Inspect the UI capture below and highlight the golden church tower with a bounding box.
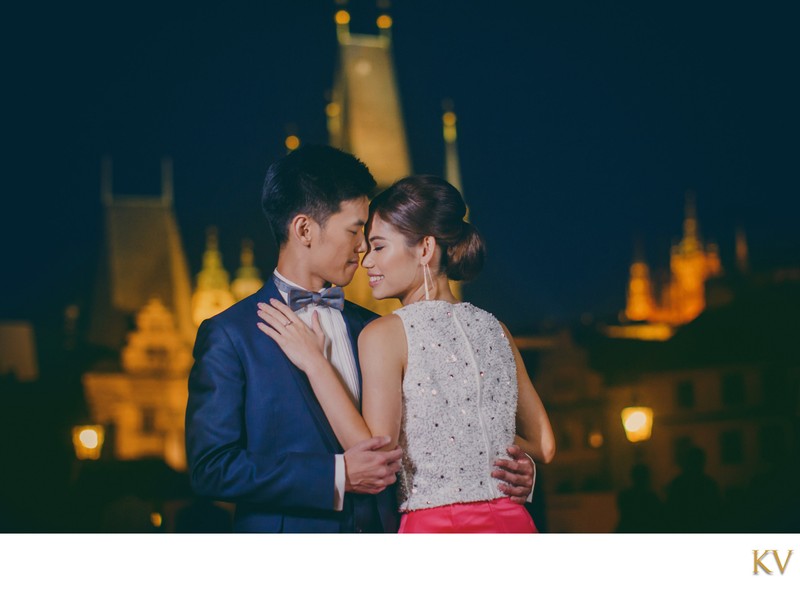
[326,3,468,312]
[617,191,724,335]
[191,226,236,326]
[665,192,721,324]
[327,2,410,315]
[231,238,264,301]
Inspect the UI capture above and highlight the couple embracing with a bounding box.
[186,145,555,533]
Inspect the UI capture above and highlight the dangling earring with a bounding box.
[423,262,433,301]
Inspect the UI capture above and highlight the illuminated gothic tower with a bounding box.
[327,3,410,315]
[665,192,721,323]
[327,3,411,188]
[89,157,195,349]
[327,3,467,312]
[85,157,195,470]
[622,192,722,329]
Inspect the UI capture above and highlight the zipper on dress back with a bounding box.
[450,306,495,500]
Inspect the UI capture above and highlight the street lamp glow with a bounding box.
[621,407,653,443]
[79,429,99,449]
[72,425,105,460]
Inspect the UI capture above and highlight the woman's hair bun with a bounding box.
[369,175,487,282]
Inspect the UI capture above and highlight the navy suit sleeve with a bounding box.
[186,318,335,511]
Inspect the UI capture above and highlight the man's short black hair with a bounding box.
[261,145,376,246]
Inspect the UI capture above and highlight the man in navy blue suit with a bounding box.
[186,145,533,532]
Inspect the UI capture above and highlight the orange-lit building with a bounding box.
[623,193,722,328]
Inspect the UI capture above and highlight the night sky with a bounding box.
[4,0,799,335]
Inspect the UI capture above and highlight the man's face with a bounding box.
[309,196,369,287]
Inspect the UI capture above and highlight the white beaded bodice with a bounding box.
[393,300,518,512]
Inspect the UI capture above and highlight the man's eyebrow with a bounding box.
[350,219,367,227]
[368,235,386,243]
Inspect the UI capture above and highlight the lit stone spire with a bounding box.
[191,226,235,326]
[331,0,408,315]
[329,0,411,189]
[625,240,655,321]
[231,238,264,301]
[442,99,463,194]
[679,190,701,254]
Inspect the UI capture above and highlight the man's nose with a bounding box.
[356,234,367,254]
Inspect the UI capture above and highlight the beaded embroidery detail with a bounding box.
[393,300,518,511]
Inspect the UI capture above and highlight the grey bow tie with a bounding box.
[272,274,345,312]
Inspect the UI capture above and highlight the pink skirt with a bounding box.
[398,497,538,534]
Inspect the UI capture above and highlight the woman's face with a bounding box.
[362,213,423,301]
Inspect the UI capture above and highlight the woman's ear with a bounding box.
[420,235,437,265]
[290,214,313,247]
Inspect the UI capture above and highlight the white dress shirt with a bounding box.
[273,269,357,511]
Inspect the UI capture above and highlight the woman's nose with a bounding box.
[362,251,373,268]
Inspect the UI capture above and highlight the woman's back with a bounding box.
[393,300,518,511]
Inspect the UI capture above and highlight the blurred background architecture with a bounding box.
[1,1,798,533]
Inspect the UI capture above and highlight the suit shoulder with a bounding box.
[202,287,271,327]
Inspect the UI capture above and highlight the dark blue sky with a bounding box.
[4,0,799,332]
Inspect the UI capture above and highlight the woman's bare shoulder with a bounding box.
[359,315,407,364]
[360,313,405,343]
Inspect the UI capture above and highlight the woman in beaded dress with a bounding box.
[257,175,555,533]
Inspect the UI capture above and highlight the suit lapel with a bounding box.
[260,279,342,454]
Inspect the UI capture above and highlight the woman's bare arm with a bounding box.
[359,315,406,452]
[501,323,556,464]
[304,315,404,451]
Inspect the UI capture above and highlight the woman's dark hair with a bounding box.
[369,175,486,281]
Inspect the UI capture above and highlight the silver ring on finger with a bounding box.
[283,320,293,327]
